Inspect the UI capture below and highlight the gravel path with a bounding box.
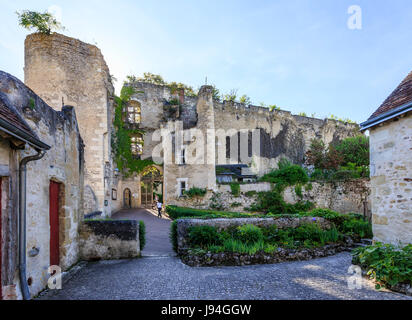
[39,254,410,300]
[37,209,410,300]
[112,208,174,256]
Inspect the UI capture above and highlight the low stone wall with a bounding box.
[176,217,333,253]
[79,220,140,260]
[181,243,354,267]
[284,179,370,215]
[169,179,370,216]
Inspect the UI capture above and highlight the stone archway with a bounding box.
[140,166,163,208]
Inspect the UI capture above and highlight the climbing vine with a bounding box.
[112,84,154,177]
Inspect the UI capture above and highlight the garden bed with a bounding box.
[180,241,355,267]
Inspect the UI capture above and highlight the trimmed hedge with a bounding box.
[139,221,146,251]
[166,205,256,220]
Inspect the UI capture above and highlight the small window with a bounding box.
[226,136,230,159]
[181,148,186,165]
[180,181,187,196]
[131,134,143,156]
[127,101,141,124]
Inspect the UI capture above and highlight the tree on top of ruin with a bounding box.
[16,10,65,35]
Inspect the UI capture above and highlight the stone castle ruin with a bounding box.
[23,32,359,216]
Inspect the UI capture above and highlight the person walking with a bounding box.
[156,200,163,218]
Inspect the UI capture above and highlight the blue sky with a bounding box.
[0,0,411,123]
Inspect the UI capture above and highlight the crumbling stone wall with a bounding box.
[283,179,370,215]
[213,101,359,175]
[128,81,359,207]
[0,71,84,299]
[24,33,114,216]
[170,180,370,216]
[369,115,412,245]
[79,220,140,260]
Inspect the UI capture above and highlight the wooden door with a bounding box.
[123,188,131,209]
[49,181,60,267]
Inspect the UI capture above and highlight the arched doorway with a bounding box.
[123,188,132,209]
[140,166,163,208]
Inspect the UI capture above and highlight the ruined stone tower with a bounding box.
[24,33,114,216]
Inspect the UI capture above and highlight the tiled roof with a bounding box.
[368,70,412,120]
[0,93,40,143]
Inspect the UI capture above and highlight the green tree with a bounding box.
[335,135,369,166]
[17,10,64,34]
[224,89,238,102]
[137,72,166,85]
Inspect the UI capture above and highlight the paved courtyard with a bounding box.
[38,209,411,300]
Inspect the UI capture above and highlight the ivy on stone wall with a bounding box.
[112,84,153,177]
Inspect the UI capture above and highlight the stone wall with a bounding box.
[283,179,370,215]
[369,114,412,245]
[79,220,140,260]
[169,180,370,216]
[176,217,333,253]
[24,33,115,217]
[125,81,359,209]
[0,71,84,299]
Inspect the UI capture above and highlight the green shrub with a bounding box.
[245,191,257,197]
[188,226,222,248]
[260,163,309,187]
[264,243,278,254]
[184,187,207,198]
[170,221,178,253]
[166,205,254,220]
[222,239,265,255]
[139,221,146,251]
[342,217,373,238]
[230,183,240,197]
[252,190,313,215]
[335,135,369,167]
[230,202,242,207]
[295,184,303,198]
[17,10,64,34]
[235,224,264,244]
[352,243,412,288]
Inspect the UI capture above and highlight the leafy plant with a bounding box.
[166,205,253,220]
[295,184,303,198]
[335,135,369,167]
[260,160,309,187]
[352,243,412,289]
[239,95,252,105]
[139,221,146,251]
[17,10,64,34]
[235,224,264,244]
[245,191,257,197]
[224,89,238,102]
[112,84,153,177]
[170,221,178,252]
[188,226,222,248]
[230,183,240,197]
[184,187,207,198]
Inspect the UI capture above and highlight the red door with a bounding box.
[49,181,60,267]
